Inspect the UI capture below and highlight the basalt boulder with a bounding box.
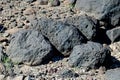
[7,29,55,66]
[30,18,86,56]
[64,15,99,40]
[68,41,111,69]
[75,0,120,27]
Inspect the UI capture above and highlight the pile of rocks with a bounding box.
[0,0,120,80]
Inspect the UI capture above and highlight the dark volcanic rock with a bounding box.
[75,0,120,26]
[105,68,120,80]
[0,46,5,62]
[0,25,4,32]
[106,27,120,43]
[30,18,86,56]
[59,69,79,78]
[64,15,99,40]
[68,41,111,69]
[7,29,55,66]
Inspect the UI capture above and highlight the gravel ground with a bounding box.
[0,0,120,80]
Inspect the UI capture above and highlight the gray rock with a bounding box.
[68,41,111,69]
[59,69,79,78]
[37,0,48,5]
[49,0,60,7]
[106,27,120,42]
[17,22,24,28]
[0,75,5,80]
[13,75,24,80]
[7,29,55,66]
[9,22,17,28]
[68,0,76,5]
[64,15,99,40]
[30,18,85,56]
[75,0,120,26]
[105,68,120,80]
[0,46,5,62]
[0,25,5,33]
[24,75,35,80]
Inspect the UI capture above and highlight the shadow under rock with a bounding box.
[42,48,64,65]
[109,56,120,69]
[41,36,65,64]
[0,24,7,33]
[93,27,111,45]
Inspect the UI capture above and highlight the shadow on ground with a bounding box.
[109,56,120,69]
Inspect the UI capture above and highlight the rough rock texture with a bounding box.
[75,0,120,26]
[1,0,120,79]
[105,68,120,80]
[106,27,120,42]
[68,41,111,69]
[30,18,86,56]
[7,29,55,66]
[49,0,60,7]
[38,0,48,5]
[64,14,99,40]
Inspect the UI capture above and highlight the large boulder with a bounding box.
[105,68,120,80]
[7,29,55,66]
[68,41,111,69]
[106,27,120,42]
[75,0,120,26]
[64,15,99,40]
[30,18,86,56]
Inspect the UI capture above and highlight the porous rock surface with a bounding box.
[75,0,120,26]
[30,17,86,56]
[68,41,111,69]
[7,29,55,66]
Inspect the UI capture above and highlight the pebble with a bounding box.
[0,37,8,42]
[8,21,17,28]
[3,33,9,37]
[0,63,6,74]
[0,0,120,80]
[17,22,24,28]
[23,8,36,15]
[2,42,7,46]
[13,75,24,80]
[0,75,5,80]
[98,66,106,75]
[48,0,60,7]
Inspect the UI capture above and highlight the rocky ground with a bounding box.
[0,0,120,80]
